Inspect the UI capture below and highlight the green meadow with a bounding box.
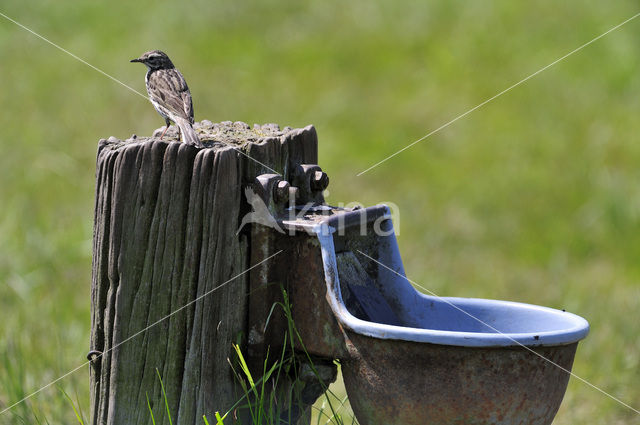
[1,0,639,423]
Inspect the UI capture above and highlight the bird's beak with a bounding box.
[130,58,142,63]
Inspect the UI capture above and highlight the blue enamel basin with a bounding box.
[304,205,589,425]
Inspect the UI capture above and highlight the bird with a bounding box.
[130,50,202,147]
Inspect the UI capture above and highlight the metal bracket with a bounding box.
[291,164,329,205]
[251,164,329,214]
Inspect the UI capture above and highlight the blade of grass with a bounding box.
[232,344,257,397]
[155,368,173,425]
[58,386,85,425]
[276,288,350,423]
[27,405,44,425]
[323,395,349,425]
[215,411,226,424]
[227,357,258,423]
[74,387,87,425]
[146,392,156,425]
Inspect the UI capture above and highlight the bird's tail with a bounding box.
[175,118,202,147]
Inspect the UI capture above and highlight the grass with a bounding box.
[222,290,355,425]
[0,0,639,423]
[142,290,355,425]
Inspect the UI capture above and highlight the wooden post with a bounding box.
[90,121,318,425]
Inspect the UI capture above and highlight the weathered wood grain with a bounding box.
[90,122,317,425]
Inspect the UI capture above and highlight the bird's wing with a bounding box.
[182,89,194,124]
[147,69,193,122]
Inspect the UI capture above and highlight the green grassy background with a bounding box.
[1,0,639,423]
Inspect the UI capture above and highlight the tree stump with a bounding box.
[90,121,318,425]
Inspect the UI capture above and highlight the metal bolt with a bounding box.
[273,180,291,203]
[310,171,329,191]
[87,350,103,362]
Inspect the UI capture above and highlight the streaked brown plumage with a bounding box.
[131,50,202,147]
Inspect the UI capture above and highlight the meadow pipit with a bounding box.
[131,50,202,147]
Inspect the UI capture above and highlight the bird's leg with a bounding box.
[159,118,171,140]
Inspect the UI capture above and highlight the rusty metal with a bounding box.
[254,173,281,205]
[310,170,329,191]
[291,164,327,204]
[247,179,341,425]
[286,234,350,360]
[278,356,338,424]
[86,350,103,362]
[252,174,300,222]
[274,180,291,203]
[342,333,577,425]
[247,172,321,374]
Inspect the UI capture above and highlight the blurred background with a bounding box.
[1,0,639,423]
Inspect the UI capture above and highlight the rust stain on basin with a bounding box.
[342,332,577,425]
